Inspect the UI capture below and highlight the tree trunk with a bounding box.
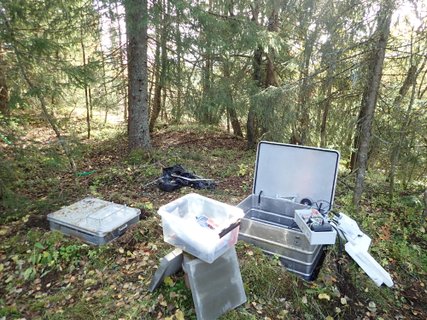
[265,9,279,88]
[101,55,109,124]
[388,64,418,198]
[89,87,93,119]
[149,0,168,132]
[353,1,393,209]
[349,103,366,171]
[291,0,317,145]
[221,5,242,138]
[115,0,128,122]
[0,44,8,116]
[228,107,242,137]
[80,28,91,139]
[161,86,168,121]
[197,0,215,124]
[172,6,183,123]
[319,40,336,148]
[84,86,91,139]
[247,44,263,149]
[99,46,109,124]
[222,62,243,137]
[93,4,110,125]
[125,0,151,150]
[424,189,427,217]
[320,93,331,147]
[402,131,417,188]
[150,19,162,132]
[297,38,317,143]
[246,4,262,149]
[201,49,212,123]
[259,8,280,138]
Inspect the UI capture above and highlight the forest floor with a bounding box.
[0,119,426,319]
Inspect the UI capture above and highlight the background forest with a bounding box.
[0,0,427,319]
[1,0,427,207]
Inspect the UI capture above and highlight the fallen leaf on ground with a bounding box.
[175,309,185,320]
[318,293,331,301]
[0,227,9,236]
[367,301,377,312]
[163,276,174,287]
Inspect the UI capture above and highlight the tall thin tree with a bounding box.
[246,3,263,149]
[149,0,168,132]
[0,44,8,116]
[124,0,151,150]
[353,0,394,209]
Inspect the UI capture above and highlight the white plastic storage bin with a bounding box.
[47,197,140,245]
[295,209,337,245]
[158,193,244,263]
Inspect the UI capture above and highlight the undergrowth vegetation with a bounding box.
[1,122,426,319]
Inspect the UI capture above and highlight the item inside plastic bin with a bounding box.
[196,215,219,230]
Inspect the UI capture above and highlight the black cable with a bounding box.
[312,199,331,215]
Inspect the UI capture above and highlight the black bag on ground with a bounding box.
[158,165,216,192]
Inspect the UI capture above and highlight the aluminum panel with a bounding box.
[254,141,340,206]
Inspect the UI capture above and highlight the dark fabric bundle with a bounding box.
[158,165,216,192]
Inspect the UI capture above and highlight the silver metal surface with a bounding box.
[238,195,324,277]
[183,247,246,320]
[47,198,140,245]
[279,248,326,280]
[149,248,183,292]
[237,142,340,279]
[254,141,340,206]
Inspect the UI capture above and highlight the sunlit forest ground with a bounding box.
[0,113,426,319]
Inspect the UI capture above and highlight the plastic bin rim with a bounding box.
[158,193,244,216]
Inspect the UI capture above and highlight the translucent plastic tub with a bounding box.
[158,193,244,263]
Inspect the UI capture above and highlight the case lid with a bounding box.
[253,141,340,208]
[47,197,140,235]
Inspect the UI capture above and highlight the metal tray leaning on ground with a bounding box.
[238,141,340,280]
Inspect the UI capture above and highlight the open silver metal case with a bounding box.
[238,141,340,280]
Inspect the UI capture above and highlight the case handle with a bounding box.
[258,190,263,205]
[118,224,128,235]
[219,220,241,238]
